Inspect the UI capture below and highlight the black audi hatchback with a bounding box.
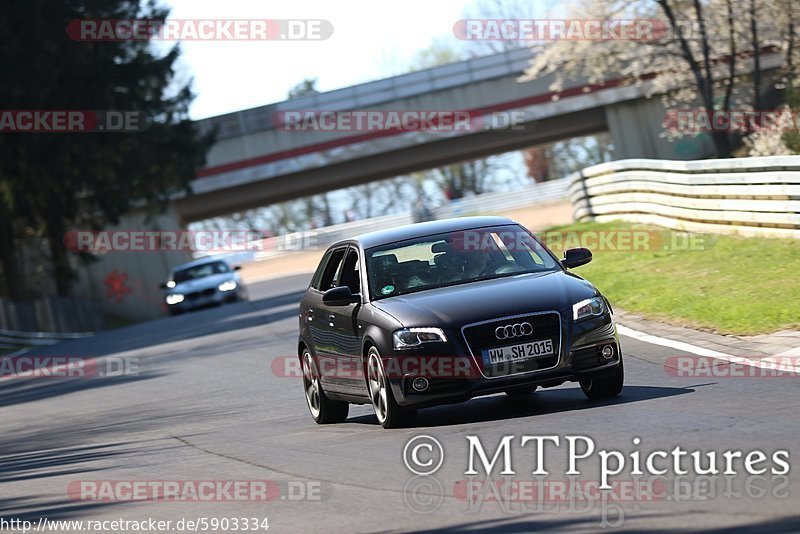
[298,216,623,428]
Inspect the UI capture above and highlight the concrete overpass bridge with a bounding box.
[179,47,781,223]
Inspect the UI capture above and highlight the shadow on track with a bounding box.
[403,512,666,533]
[348,385,693,428]
[406,511,800,533]
[0,496,124,523]
[0,364,161,407]
[0,369,162,409]
[0,405,238,519]
[7,288,306,361]
[0,443,127,483]
[0,443,139,521]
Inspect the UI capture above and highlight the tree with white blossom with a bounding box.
[522,0,799,157]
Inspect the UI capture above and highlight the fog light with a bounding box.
[411,377,430,392]
[602,345,615,360]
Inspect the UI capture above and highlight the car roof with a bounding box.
[337,216,518,249]
[171,256,230,272]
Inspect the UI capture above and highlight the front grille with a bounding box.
[186,288,216,300]
[571,345,617,370]
[462,312,561,378]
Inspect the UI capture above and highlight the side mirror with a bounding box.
[562,248,592,269]
[233,265,242,271]
[323,286,359,306]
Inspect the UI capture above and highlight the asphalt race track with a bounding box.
[2,273,799,533]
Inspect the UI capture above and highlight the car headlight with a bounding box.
[392,328,448,350]
[218,280,237,292]
[166,293,185,305]
[573,296,605,321]
[166,280,176,289]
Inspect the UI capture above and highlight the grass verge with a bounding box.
[544,220,800,335]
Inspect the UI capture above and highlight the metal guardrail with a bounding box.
[435,178,569,219]
[568,156,800,238]
[245,178,571,261]
[252,213,413,261]
[0,328,94,350]
[0,296,106,337]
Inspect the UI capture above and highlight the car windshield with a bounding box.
[366,224,560,300]
[173,261,230,283]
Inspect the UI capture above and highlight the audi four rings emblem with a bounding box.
[495,322,533,340]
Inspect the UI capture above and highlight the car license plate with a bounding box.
[482,339,554,365]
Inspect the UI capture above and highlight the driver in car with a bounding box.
[462,250,492,279]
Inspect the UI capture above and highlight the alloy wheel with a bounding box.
[367,349,388,424]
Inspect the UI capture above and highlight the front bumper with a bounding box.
[388,311,620,408]
[166,287,240,312]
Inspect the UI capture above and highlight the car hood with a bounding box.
[370,270,598,327]
[169,273,235,293]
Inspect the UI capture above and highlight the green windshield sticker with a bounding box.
[381,285,395,295]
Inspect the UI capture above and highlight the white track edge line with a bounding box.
[617,324,800,372]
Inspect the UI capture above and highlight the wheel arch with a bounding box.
[298,339,310,369]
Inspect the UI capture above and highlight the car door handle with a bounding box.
[329,314,336,327]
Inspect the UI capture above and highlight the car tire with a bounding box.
[366,347,417,429]
[504,386,537,397]
[302,348,349,424]
[580,357,624,400]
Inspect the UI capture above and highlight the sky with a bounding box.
[164,0,476,119]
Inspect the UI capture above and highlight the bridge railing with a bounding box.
[244,177,571,261]
[568,156,800,238]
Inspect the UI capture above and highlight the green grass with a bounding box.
[545,220,800,335]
